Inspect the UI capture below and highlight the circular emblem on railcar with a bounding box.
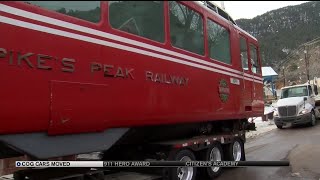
[218,79,230,103]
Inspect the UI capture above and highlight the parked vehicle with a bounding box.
[274,83,320,129]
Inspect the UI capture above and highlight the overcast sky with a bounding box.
[211,1,309,20]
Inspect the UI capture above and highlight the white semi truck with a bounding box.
[273,83,320,129]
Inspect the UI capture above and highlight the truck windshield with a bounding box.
[281,86,308,99]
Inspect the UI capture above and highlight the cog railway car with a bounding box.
[0,1,263,179]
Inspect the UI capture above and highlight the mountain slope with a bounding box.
[276,38,320,87]
[235,1,320,68]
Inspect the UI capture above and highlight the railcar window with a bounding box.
[250,44,261,74]
[240,37,248,70]
[169,1,204,55]
[109,1,164,43]
[207,19,231,64]
[23,1,100,23]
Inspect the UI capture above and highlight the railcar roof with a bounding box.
[194,1,257,41]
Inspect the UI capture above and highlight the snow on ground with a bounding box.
[264,106,275,115]
[246,117,277,139]
[245,104,277,139]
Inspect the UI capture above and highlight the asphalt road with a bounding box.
[216,122,320,180]
[107,122,320,180]
[101,122,320,180]
[3,122,317,180]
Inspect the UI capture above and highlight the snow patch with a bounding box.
[282,48,290,54]
[246,117,277,139]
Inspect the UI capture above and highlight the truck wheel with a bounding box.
[225,138,245,161]
[309,111,316,126]
[276,125,283,129]
[164,149,197,180]
[200,142,223,178]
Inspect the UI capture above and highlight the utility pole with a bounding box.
[304,45,310,84]
[283,66,285,86]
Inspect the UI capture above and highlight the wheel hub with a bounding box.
[210,147,222,172]
[233,141,242,161]
[177,156,193,180]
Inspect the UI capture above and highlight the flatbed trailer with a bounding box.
[1,129,251,180]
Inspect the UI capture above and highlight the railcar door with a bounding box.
[249,44,264,114]
[239,35,253,113]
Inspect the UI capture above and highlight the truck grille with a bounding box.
[278,106,297,117]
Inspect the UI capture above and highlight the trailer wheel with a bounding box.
[163,149,197,180]
[200,142,223,178]
[225,138,245,161]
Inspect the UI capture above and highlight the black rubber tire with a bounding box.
[276,125,283,129]
[309,111,316,126]
[225,138,245,161]
[199,142,224,179]
[163,149,197,180]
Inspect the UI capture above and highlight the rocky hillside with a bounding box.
[276,38,320,87]
[235,1,320,70]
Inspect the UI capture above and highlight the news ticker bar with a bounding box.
[16,161,290,168]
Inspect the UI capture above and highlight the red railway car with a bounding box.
[0,0,263,169]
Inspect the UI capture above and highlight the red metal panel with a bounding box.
[49,81,108,135]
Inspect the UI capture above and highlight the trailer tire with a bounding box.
[200,142,223,178]
[163,149,197,180]
[225,138,245,161]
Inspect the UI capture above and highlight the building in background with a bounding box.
[262,67,278,101]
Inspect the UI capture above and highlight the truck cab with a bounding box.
[274,84,319,129]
